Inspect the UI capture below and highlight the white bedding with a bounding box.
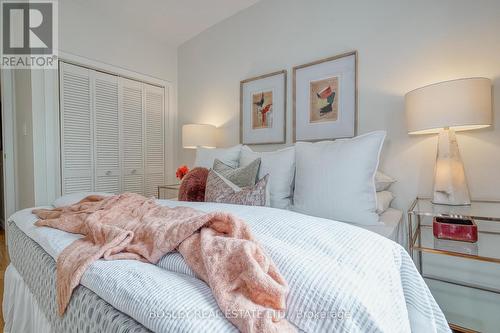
[8,199,449,333]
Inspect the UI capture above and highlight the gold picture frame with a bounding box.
[240,70,287,145]
[293,51,358,142]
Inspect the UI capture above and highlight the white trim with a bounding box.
[166,84,178,184]
[45,69,61,201]
[118,76,125,193]
[58,51,171,88]
[31,69,61,206]
[142,81,146,195]
[1,69,17,223]
[90,69,96,192]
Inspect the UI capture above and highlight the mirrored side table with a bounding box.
[157,184,181,200]
[408,197,500,333]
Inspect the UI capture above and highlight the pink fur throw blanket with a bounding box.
[33,193,295,333]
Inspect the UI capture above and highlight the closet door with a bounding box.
[93,71,121,193]
[120,78,145,195]
[144,84,165,197]
[60,63,94,194]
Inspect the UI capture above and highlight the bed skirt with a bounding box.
[3,264,52,333]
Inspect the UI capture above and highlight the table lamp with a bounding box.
[182,124,216,149]
[405,78,492,206]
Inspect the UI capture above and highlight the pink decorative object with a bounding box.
[433,217,478,243]
[178,167,209,202]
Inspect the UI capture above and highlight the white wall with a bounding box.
[59,0,177,82]
[178,0,500,212]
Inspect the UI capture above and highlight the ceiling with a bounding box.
[82,0,262,47]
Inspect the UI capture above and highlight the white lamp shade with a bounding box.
[405,78,492,135]
[182,124,216,148]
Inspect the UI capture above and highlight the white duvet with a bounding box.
[9,199,450,333]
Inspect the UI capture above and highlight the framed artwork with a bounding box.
[240,70,286,144]
[293,51,357,142]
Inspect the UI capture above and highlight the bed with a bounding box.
[4,198,449,333]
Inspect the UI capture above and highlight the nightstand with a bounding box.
[157,184,181,200]
[408,198,500,333]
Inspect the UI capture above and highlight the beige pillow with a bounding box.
[375,171,395,191]
[376,191,394,214]
[205,170,269,206]
[212,158,261,187]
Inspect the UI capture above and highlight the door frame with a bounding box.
[1,68,17,224]
[56,51,177,191]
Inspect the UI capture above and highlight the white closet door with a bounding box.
[144,84,165,198]
[60,63,94,194]
[94,71,120,193]
[120,78,145,195]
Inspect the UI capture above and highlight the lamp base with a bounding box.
[432,129,471,206]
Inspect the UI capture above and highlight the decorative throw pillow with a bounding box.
[178,167,209,202]
[376,191,394,214]
[375,171,396,192]
[194,145,242,169]
[212,158,261,187]
[239,146,295,209]
[293,131,386,225]
[205,170,269,206]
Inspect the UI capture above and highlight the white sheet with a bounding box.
[8,199,450,333]
[3,264,52,333]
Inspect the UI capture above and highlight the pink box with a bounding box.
[433,217,478,243]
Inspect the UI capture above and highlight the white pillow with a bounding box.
[239,146,295,209]
[376,191,394,214]
[375,171,395,191]
[293,131,386,225]
[194,145,242,169]
[53,192,113,208]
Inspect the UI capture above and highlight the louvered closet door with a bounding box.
[144,84,165,198]
[120,78,145,195]
[94,71,121,193]
[60,63,94,194]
